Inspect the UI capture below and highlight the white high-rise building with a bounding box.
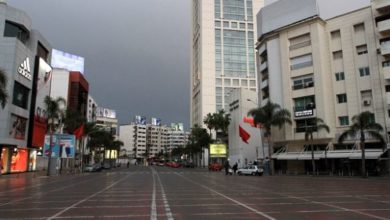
[190,0,264,127]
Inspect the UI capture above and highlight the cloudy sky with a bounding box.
[9,0,191,128]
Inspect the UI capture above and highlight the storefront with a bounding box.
[0,146,37,174]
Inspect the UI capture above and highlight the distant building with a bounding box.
[256,0,390,175]
[86,95,97,123]
[119,118,189,163]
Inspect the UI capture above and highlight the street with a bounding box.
[0,167,390,220]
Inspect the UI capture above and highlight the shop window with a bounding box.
[9,114,27,140]
[10,148,28,173]
[1,148,10,174]
[12,81,29,109]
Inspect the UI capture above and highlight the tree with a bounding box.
[44,96,66,176]
[63,109,85,134]
[186,124,212,163]
[304,117,329,175]
[203,110,230,142]
[0,69,8,109]
[338,111,384,177]
[248,101,292,174]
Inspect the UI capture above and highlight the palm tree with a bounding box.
[186,124,212,164]
[0,68,8,109]
[304,118,330,175]
[338,111,384,177]
[248,101,292,174]
[44,96,66,176]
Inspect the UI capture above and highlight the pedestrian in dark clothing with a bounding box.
[224,160,230,175]
[127,162,130,168]
[233,162,238,174]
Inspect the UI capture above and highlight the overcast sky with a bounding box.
[9,0,191,128]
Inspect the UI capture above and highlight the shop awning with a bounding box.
[273,149,386,160]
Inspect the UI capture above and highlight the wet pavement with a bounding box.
[0,166,389,219]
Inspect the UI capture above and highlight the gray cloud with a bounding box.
[9,0,191,129]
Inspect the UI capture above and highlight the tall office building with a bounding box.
[190,0,264,127]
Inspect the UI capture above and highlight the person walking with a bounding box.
[224,159,230,175]
[233,162,238,174]
[127,161,130,168]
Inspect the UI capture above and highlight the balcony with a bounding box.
[378,19,390,33]
[261,79,268,89]
[384,66,390,79]
[387,92,390,104]
[295,126,317,133]
[381,41,390,56]
[373,0,390,12]
[259,61,268,72]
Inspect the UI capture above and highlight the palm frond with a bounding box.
[366,130,385,143]
[317,124,330,133]
[364,123,383,132]
[338,129,356,143]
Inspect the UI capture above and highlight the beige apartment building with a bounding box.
[256,0,390,175]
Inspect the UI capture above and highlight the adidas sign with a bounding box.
[18,57,32,80]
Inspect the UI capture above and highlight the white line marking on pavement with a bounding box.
[155,168,174,220]
[175,173,276,220]
[47,174,131,220]
[0,175,101,207]
[151,169,157,220]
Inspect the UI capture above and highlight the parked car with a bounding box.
[209,163,223,171]
[237,165,263,176]
[183,161,195,168]
[166,161,181,168]
[84,164,102,172]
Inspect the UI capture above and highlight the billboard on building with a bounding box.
[210,144,227,158]
[135,115,146,125]
[9,115,27,140]
[43,134,76,158]
[51,49,85,74]
[171,123,184,131]
[32,57,52,147]
[96,107,116,119]
[151,118,161,126]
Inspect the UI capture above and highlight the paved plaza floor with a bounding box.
[0,166,389,219]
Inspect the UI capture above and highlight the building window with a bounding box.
[215,21,221,27]
[289,33,311,50]
[295,118,316,133]
[241,79,248,86]
[223,0,245,21]
[239,23,245,29]
[233,79,239,86]
[359,67,370,77]
[333,51,343,60]
[4,21,30,44]
[248,23,253,30]
[339,116,349,126]
[385,85,390,92]
[294,96,315,111]
[216,78,222,85]
[223,21,229,28]
[12,81,30,109]
[331,30,341,39]
[356,45,368,55]
[215,0,221,18]
[290,54,313,70]
[388,110,390,118]
[231,22,238,29]
[335,72,345,81]
[224,79,231,86]
[354,23,365,33]
[292,75,314,90]
[249,80,256,87]
[337,94,347,103]
[383,61,390,67]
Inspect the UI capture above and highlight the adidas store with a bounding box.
[0,2,52,174]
